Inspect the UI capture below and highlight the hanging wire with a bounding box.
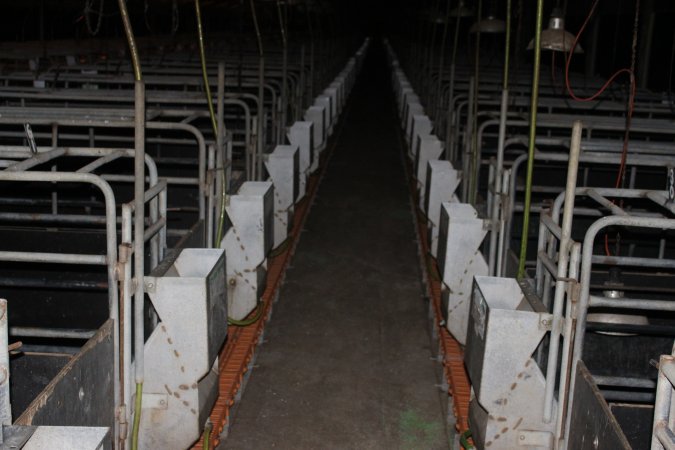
[563,6,640,182]
[144,0,153,32]
[563,0,641,257]
[249,0,264,58]
[171,0,180,35]
[145,0,180,36]
[276,0,288,47]
[516,0,544,279]
[84,0,104,36]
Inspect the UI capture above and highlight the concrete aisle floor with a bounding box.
[222,43,449,449]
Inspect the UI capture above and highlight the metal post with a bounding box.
[0,299,10,436]
[517,0,545,279]
[133,79,146,401]
[543,120,582,424]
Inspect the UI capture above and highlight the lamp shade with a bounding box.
[469,15,506,34]
[449,2,474,18]
[527,8,583,53]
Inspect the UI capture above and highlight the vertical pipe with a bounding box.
[0,299,9,433]
[51,124,58,215]
[306,7,315,101]
[299,45,306,117]
[652,355,674,450]
[117,1,142,447]
[426,0,442,109]
[206,145,215,248]
[132,80,146,450]
[496,169,510,276]
[517,0,545,279]
[468,0,482,205]
[489,0,512,276]
[250,0,265,180]
[445,6,462,161]
[435,0,452,132]
[489,88,509,275]
[543,120,582,424]
[216,62,226,246]
[277,0,288,142]
[462,77,475,202]
[637,0,655,89]
[257,58,265,180]
[120,209,132,450]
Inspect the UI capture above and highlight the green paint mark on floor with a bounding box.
[399,409,444,449]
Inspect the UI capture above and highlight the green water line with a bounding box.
[517,0,545,279]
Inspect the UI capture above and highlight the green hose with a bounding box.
[195,0,228,247]
[116,1,145,448]
[203,420,212,450]
[517,0,544,279]
[460,430,475,449]
[228,300,265,327]
[131,382,143,450]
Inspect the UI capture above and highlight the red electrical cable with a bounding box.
[564,0,640,256]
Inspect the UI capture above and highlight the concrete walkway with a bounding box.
[223,42,449,450]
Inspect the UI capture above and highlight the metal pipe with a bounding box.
[653,355,675,450]
[0,277,107,290]
[121,207,133,450]
[0,169,118,445]
[591,254,675,269]
[517,0,545,279]
[206,145,215,248]
[215,63,227,247]
[586,189,629,216]
[0,212,109,225]
[76,151,126,173]
[0,299,10,430]
[543,121,581,424]
[590,296,675,312]
[593,375,656,389]
[0,251,106,265]
[567,215,675,446]
[132,82,146,446]
[4,148,65,172]
[555,242,581,445]
[10,327,95,340]
[655,424,675,450]
[489,88,509,275]
[276,0,288,141]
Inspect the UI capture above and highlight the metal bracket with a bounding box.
[144,277,157,294]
